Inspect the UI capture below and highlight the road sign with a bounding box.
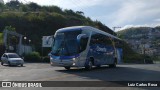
[42,36,53,47]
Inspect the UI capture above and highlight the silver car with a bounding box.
[1,53,24,66]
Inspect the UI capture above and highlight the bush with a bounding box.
[144,55,153,64]
[123,54,144,63]
[151,56,160,61]
[123,54,153,64]
[42,56,50,63]
[24,52,41,62]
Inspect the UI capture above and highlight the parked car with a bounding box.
[1,53,24,66]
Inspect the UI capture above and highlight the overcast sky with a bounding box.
[3,0,160,31]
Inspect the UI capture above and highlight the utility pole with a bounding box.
[24,36,27,55]
[112,27,121,36]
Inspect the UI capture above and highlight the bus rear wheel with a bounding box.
[85,61,93,70]
[1,61,3,65]
[109,59,117,68]
[64,67,70,70]
[96,65,101,68]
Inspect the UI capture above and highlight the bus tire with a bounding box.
[64,67,70,70]
[21,64,23,67]
[96,65,101,68]
[8,61,11,66]
[85,60,93,70]
[1,61,3,65]
[109,59,117,68]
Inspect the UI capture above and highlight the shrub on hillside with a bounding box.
[24,52,41,62]
[123,54,144,63]
[123,54,153,64]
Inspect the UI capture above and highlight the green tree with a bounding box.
[19,5,28,12]
[6,0,21,10]
[4,26,16,32]
[76,11,84,15]
[27,2,41,11]
[0,3,5,12]
[64,9,75,15]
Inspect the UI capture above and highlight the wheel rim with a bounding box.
[8,62,11,66]
[89,61,92,69]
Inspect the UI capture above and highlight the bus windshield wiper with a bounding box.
[53,41,64,56]
[64,40,70,56]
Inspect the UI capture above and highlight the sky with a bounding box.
[3,0,160,31]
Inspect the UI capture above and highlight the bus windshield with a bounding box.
[52,30,82,56]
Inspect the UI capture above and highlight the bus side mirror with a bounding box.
[77,34,88,52]
[52,36,55,45]
[48,52,52,56]
[77,34,87,44]
[49,35,55,46]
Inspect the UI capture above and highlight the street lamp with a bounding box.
[24,37,27,40]
[24,36,27,55]
[29,39,31,45]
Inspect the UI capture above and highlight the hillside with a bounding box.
[0,1,115,53]
[117,26,160,61]
[0,1,141,63]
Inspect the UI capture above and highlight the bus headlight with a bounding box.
[50,57,53,60]
[72,58,76,61]
[73,63,76,66]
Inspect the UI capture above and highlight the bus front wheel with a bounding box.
[1,61,3,65]
[64,67,70,70]
[85,61,93,70]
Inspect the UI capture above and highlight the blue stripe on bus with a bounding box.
[51,54,80,59]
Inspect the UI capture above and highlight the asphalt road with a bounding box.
[0,63,160,90]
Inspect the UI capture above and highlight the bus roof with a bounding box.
[57,26,86,32]
[56,26,121,40]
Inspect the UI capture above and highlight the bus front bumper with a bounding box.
[50,59,77,67]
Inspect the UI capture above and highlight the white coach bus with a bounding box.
[49,26,123,70]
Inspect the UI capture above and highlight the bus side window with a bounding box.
[113,38,123,48]
[104,36,112,46]
[90,39,97,45]
[90,33,98,45]
[90,33,112,46]
[91,34,101,45]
